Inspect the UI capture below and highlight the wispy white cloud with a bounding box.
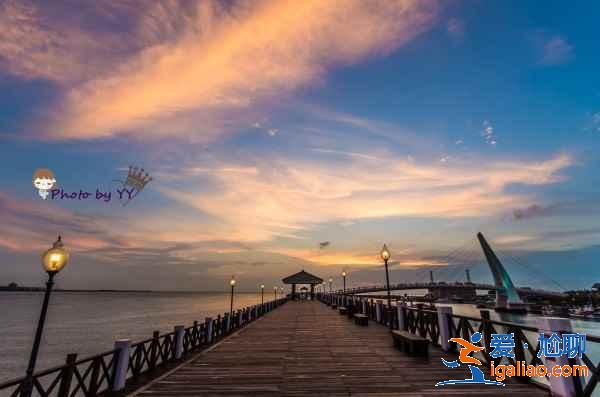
[536,34,573,66]
[310,148,383,161]
[482,120,497,145]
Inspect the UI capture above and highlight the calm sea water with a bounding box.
[0,291,265,383]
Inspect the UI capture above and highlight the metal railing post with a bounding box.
[205,317,213,344]
[437,306,453,351]
[174,325,184,360]
[111,340,130,392]
[224,313,231,333]
[537,317,578,397]
[397,302,407,331]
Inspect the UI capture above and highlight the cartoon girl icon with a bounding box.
[32,168,57,200]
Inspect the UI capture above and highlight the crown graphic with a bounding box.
[125,166,152,191]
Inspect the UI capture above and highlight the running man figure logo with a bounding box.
[435,332,505,387]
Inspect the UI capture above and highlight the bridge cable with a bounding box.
[493,248,566,291]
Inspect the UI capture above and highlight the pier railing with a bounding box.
[321,292,600,397]
[0,298,287,397]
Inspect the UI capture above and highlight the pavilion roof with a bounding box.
[282,270,323,285]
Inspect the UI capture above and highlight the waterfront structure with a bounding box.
[282,270,323,300]
[3,282,598,396]
[107,300,555,396]
[477,232,527,313]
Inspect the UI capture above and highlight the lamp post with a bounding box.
[229,277,236,318]
[342,271,347,293]
[328,278,333,293]
[260,284,264,305]
[380,244,392,327]
[280,287,284,298]
[274,286,278,300]
[21,236,69,397]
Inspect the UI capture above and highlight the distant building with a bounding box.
[8,282,18,290]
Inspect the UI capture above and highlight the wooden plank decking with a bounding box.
[131,300,549,396]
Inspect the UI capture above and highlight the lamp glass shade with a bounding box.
[328,278,333,283]
[380,244,391,261]
[230,278,236,286]
[42,247,69,273]
[260,284,264,289]
[342,271,346,277]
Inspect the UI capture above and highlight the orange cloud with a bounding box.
[271,248,381,266]
[159,153,573,243]
[28,0,439,139]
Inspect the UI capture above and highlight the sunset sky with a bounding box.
[1,0,599,291]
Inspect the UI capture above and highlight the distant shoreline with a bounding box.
[0,287,246,293]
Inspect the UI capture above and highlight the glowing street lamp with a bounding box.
[328,277,333,293]
[380,244,392,313]
[22,236,69,397]
[260,284,265,304]
[229,277,236,318]
[342,270,347,293]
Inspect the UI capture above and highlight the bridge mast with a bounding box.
[476,232,526,312]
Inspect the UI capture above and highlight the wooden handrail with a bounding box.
[0,298,288,397]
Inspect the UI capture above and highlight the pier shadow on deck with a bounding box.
[131,301,549,397]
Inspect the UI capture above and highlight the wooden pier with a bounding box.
[131,300,549,396]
